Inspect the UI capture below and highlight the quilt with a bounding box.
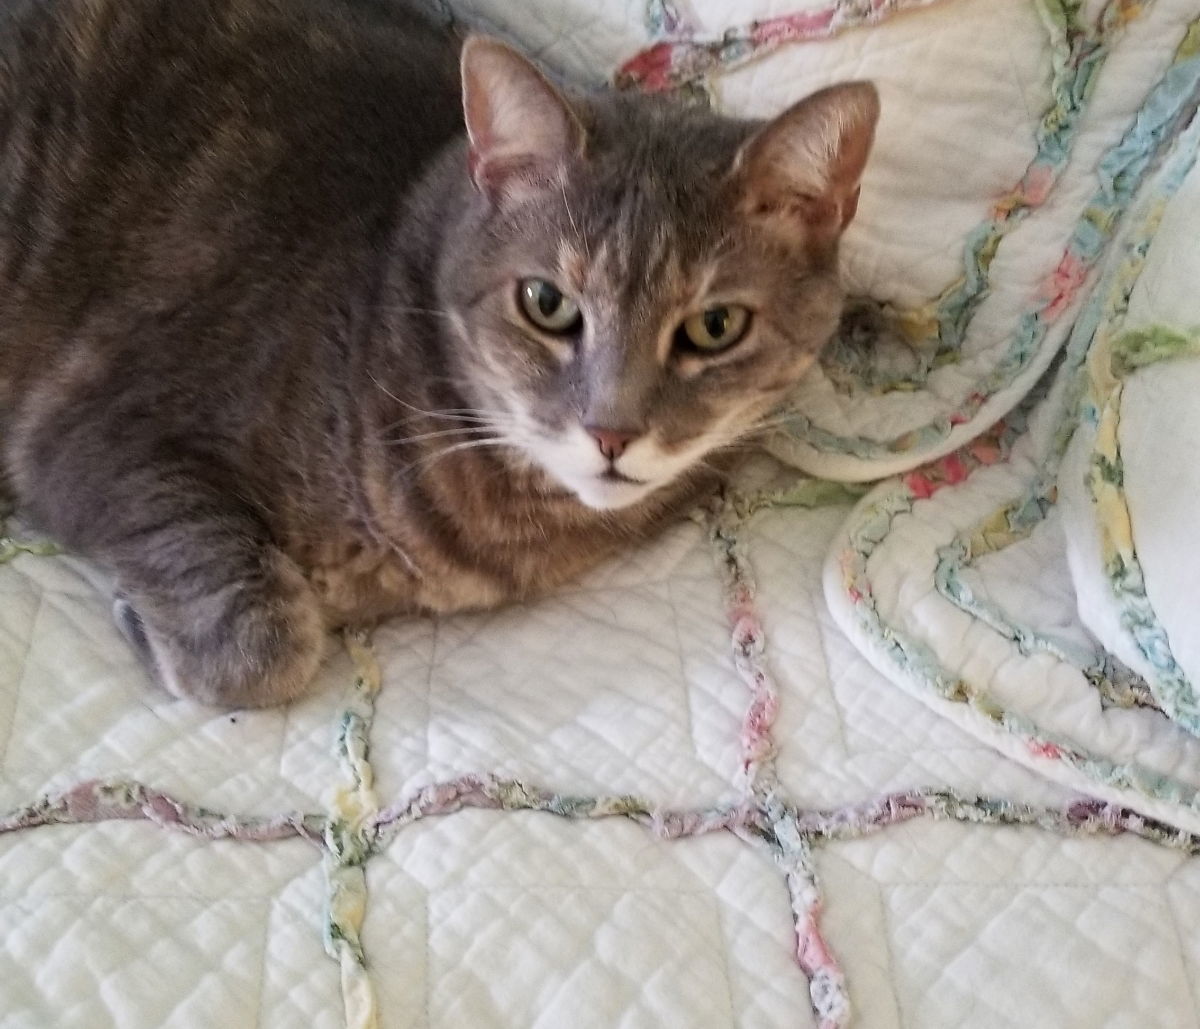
[7,482,1200,1029]
[5,1,1200,1028]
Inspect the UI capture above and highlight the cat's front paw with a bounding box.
[118,550,328,709]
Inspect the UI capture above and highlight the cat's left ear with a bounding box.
[735,81,880,248]
[460,36,586,202]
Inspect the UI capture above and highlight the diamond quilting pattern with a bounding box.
[716,0,1050,307]
[887,885,1191,1028]
[0,825,327,1029]
[818,822,1200,1029]
[429,887,737,1027]
[447,0,646,84]
[5,896,268,1027]
[365,812,816,1029]
[259,866,348,1029]
[1164,861,1200,1024]
[0,559,349,815]
[369,521,744,809]
[753,506,1074,808]
[5,474,1200,1028]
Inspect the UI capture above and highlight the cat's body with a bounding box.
[0,0,878,706]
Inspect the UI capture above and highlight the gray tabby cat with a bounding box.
[0,0,878,707]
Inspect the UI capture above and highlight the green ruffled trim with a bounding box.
[1083,325,1200,732]
[1109,324,1200,376]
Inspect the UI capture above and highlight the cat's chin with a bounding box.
[563,475,659,512]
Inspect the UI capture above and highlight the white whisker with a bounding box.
[376,410,521,436]
[366,370,518,430]
[380,426,494,448]
[559,172,589,262]
[741,412,800,434]
[398,436,510,478]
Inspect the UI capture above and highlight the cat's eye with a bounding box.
[517,278,582,334]
[678,305,752,354]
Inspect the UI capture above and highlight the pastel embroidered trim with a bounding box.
[6,493,1200,1029]
[784,10,1200,460]
[834,77,1200,819]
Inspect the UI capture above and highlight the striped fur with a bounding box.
[0,0,875,706]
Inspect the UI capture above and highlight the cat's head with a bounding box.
[439,37,878,510]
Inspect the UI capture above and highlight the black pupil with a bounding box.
[536,283,562,317]
[704,308,730,339]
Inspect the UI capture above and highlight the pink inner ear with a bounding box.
[470,154,556,201]
[739,81,879,241]
[460,36,584,201]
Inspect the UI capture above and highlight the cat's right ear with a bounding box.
[734,81,880,252]
[460,36,585,203]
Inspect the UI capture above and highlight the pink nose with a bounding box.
[586,426,638,461]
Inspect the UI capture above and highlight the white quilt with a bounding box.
[6,1,1200,1028]
[6,482,1200,1028]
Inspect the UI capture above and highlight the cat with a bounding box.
[0,0,878,708]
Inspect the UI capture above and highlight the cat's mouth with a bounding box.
[514,425,668,511]
[599,469,647,485]
[571,474,658,510]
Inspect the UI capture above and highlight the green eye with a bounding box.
[518,278,582,334]
[679,305,752,353]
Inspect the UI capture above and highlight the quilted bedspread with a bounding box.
[6,1,1200,1028]
[7,478,1200,1029]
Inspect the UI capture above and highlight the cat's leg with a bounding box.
[22,447,326,708]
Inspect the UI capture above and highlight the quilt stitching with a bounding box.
[934,327,1200,733]
[814,0,1143,396]
[1164,898,1200,1025]
[781,0,1196,462]
[832,35,1200,822]
[619,0,953,94]
[6,491,1200,1028]
[0,592,41,778]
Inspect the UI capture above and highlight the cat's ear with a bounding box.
[460,36,585,202]
[735,82,879,247]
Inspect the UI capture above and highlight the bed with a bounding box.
[5,1,1200,1026]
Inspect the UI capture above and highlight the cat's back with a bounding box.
[0,0,462,393]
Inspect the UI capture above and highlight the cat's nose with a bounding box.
[586,426,639,461]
